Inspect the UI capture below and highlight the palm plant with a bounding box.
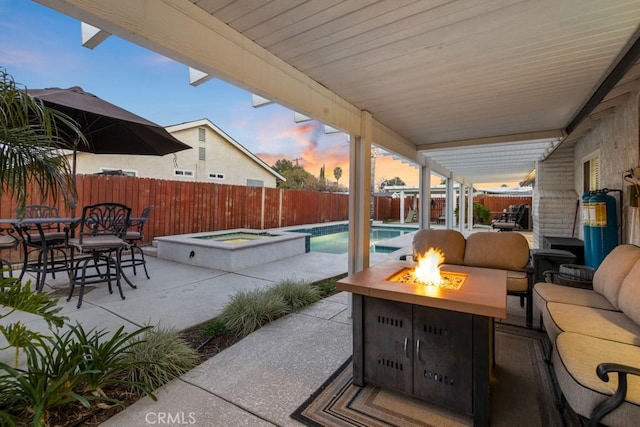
[0,68,84,212]
[0,280,67,367]
[0,68,81,370]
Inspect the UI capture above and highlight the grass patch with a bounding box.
[217,289,290,338]
[268,278,322,311]
[312,273,346,298]
[119,326,200,393]
[213,275,346,340]
[202,319,227,339]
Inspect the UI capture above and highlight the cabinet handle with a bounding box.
[404,337,409,357]
[416,339,422,361]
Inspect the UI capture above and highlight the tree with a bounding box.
[379,177,406,190]
[0,69,84,212]
[333,166,342,184]
[272,158,315,189]
[319,164,325,182]
[273,158,295,174]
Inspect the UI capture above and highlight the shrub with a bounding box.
[202,319,227,339]
[218,289,290,338]
[268,279,321,312]
[119,326,199,394]
[0,331,92,425]
[69,324,152,396]
[0,324,151,425]
[313,275,345,298]
[473,202,491,225]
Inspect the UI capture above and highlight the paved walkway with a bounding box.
[1,227,534,426]
[1,230,417,426]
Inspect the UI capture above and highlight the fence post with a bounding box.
[278,188,283,228]
[261,187,265,230]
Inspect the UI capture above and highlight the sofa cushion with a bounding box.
[546,302,640,345]
[533,283,617,311]
[507,271,528,292]
[533,283,616,343]
[412,229,466,265]
[592,244,640,309]
[553,332,640,425]
[463,232,529,271]
[617,257,640,326]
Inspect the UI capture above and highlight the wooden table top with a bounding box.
[337,260,507,318]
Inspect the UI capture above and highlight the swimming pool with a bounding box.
[291,224,417,254]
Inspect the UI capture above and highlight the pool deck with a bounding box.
[1,225,535,426]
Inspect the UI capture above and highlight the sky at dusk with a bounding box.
[0,0,421,188]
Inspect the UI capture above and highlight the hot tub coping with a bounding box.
[155,228,309,252]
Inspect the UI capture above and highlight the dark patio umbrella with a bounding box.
[28,86,191,213]
[28,86,191,161]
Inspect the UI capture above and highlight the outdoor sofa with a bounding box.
[533,244,640,426]
[410,229,533,326]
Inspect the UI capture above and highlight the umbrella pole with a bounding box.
[71,148,78,218]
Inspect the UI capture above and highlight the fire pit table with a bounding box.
[337,259,507,427]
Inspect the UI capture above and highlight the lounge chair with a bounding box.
[492,204,527,231]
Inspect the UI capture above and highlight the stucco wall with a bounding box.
[170,126,278,187]
[73,124,278,188]
[535,91,640,248]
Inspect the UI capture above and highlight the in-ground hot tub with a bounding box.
[155,229,309,272]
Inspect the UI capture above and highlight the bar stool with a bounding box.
[0,226,19,283]
[122,205,153,279]
[16,205,70,293]
[67,203,132,308]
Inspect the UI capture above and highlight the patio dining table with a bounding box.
[1,217,78,292]
[0,215,147,296]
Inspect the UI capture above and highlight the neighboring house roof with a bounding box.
[166,118,286,182]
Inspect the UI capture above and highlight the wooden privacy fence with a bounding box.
[373,195,532,223]
[0,175,349,250]
[1,175,532,262]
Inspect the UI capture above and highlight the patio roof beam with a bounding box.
[415,130,565,151]
[566,25,640,135]
[36,0,421,167]
[429,148,554,160]
[80,22,110,49]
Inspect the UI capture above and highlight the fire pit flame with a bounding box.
[388,247,467,290]
[414,248,445,287]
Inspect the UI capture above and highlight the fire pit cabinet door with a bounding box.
[363,297,413,393]
[412,306,473,414]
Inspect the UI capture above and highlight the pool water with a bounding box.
[194,232,271,242]
[310,226,415,254]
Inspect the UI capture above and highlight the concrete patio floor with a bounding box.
[1,227,535,426]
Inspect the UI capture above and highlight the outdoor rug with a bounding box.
[291,323,581,427]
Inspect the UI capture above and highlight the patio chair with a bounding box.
[67,203,132,308]
[16,205,71,292]
[491,204,526,231]
[121,205,153,278]
[0,226,19,282]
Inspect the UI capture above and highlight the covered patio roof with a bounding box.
[37,0,640,185]
[34,0,640,271]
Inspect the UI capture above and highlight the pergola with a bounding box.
[35,0,640,274]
